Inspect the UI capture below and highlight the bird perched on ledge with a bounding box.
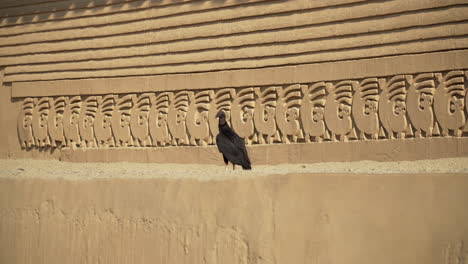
[215,110,252,170]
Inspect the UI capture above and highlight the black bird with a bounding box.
[215,110,252,170]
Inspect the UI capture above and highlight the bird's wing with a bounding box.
[216,133,246,167]
[232,135,251,169]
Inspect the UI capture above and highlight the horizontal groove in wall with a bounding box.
[5,22,468,75]
[0,0,363,39]
[0,1,463,56]
[9,49,468,98]
[2,6,465,66]
[0,0,191,20]
[0,0,65,9]
[0,0,289,33]
[4,37,468,82]
[0,0,266,28]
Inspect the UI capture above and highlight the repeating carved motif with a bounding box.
[208,88,234,144]
[379,75,408,139]
[167,91,189,146]
[406,73,436,137]
[130,93,152,147]
[254,86,279,144]
[301,82,328,142]
[112,94,133,147]
[17,98,34,148]
[31,97,50,147]
[63,96,81,148]
[465,71,468,133]
[16,70,468,150]
[276,84,304,143]
[94,95,115,147]
[434,71,466,137]
[231,88,256,144]
[79,96,98,148]
[352,78,379,140]
[48,97,65,147]
[149,92,171,147]
[186,90,210,146]
[325,81,355,141]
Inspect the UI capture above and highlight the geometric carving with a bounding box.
[301,82,328,142]
[62,96,82,148]
[254,86,279,144]
[466,71,468,133]
[17,98,35,148]
[130,93,152,147]
[276,84,304,143]
[434,71,466,137]
[16,69,468,150]
[94,95,115,147]
[79,96,98,148]
[167,91,189,146]
[352,78,379,140]
[149,92,171,147]
[111,94,134,147]
[231,88,256,144]
[31,97,50,147]
[324,81,355,141]
[378,75,408,139]
[48,97,66,147]
[186,90,210,146]
[406,73,436,137]
[208,88,234,144]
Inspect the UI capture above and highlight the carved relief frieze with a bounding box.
[16,70,468,150]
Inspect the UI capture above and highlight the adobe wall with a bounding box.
[1,0,467,163]
[1,1,467,264]
[0,159,467,264]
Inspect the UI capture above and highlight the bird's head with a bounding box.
[216,110,226,125]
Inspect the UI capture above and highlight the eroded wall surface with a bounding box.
[0,0,467,162]
[1,171,468,264]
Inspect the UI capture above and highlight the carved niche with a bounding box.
[378,75,409,139]
[434,71,466,137]
[301,82,329,142]
[149,92,171,147]
[352,78,380,140]
[324,81,355,141]
[406,73,436,137]
[254,86,279,144]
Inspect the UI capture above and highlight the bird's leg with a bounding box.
[232,164,236,171]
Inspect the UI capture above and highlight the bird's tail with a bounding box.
[241,159,252,170]
[242,164,252,170]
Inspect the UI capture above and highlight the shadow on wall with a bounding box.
[0,0,258,25]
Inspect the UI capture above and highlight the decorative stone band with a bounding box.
[17,70,468,149]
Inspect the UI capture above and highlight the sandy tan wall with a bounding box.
[1,172,467,264]
[1,0,467,82]
[2,0,468,162]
